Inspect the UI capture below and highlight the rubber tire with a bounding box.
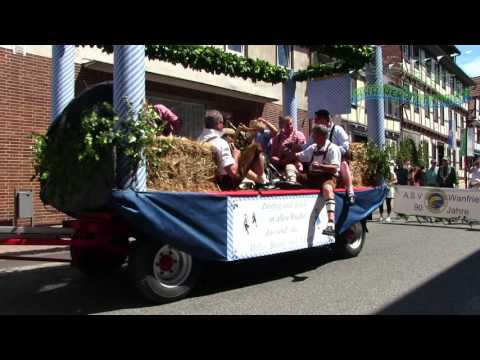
[128,241,202,304]
[71,245,127,277]
[334,222,366,259]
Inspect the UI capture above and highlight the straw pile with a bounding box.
[349,142,369,186]
[146,136,220,192]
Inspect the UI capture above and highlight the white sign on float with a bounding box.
[394,185,480,220]
[226,195,335,260]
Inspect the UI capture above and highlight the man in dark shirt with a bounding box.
[437,158,458,188]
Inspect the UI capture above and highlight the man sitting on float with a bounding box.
[293,125,342,236]
[270,116,307,185]
[197,110,272,191]
[305,109,356,205]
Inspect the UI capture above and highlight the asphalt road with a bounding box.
[1,221,480,315]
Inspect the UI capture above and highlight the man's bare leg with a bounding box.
[322,183,336,236]
[246,153,267,184]
[341,161,355,205]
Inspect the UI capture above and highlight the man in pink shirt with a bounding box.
[153,104,181,135]
[270,116,306,183]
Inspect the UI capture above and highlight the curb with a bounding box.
[0,246,70,258]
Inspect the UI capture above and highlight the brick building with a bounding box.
[0,45,311,226]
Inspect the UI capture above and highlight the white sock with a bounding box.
[326,199,335,213]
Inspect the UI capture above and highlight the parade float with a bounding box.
[1,45,389,304]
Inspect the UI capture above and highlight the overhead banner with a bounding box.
[393,185,480,220]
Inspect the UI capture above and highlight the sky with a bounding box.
[456,45,480,78]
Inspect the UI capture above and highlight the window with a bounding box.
[450,76,455,94]
[432,142,437,161]
[403,45,411,60]
[225,45,245,55]
[449,109,453,128]
[413,47,419,69]
[435,62,440,84]
[351,77,357,107]
[425,57,432,78]
[452,149,456,167]
[414,88,419,113]
[440,105,445,126]
[277,45,292,68]
[384,96,400,119]
[425,96,430,118]
[442,67,446,89]
[455,112,459,129]
[433,99,438,122]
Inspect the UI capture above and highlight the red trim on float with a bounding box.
[209,186,374,197]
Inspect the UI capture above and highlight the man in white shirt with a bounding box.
[294,125,341,236]
[197,110,268,190]
[305,109,356,205]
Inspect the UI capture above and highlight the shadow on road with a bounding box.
[0,247,338,314]
[192,247,337,299]
[376,248,480,314]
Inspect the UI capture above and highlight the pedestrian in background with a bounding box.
[413,163,425,186]
[469,157,480,190]
[437,158,458,188]
[379,160,397,223]
[424,159,439,187]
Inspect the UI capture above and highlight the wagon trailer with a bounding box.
[0,45,387,304]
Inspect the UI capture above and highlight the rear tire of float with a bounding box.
[128,240,202,304]
[334,222,365,259]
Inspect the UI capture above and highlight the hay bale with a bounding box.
[146,136,220,192]
[349,142,369,186]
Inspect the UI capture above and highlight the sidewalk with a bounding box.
[0,244,69,257]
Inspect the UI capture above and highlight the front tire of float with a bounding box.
[334,222,366,259]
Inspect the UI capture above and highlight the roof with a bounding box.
[423,45,475,86]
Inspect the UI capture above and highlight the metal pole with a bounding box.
[113,45,146,191]
[282,69,298,129]
[51,45,75,121]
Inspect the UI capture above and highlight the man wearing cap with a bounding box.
[294,125,341,236]
[306,109,356,205]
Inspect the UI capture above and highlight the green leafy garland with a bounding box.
[79,45,374,84]
[293,45,375,81]
[32,102,165,194]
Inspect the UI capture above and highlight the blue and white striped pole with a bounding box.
[366,45,385,148]
[113,45,146,191]
[51,45,75,121]
[282,69,298,129]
